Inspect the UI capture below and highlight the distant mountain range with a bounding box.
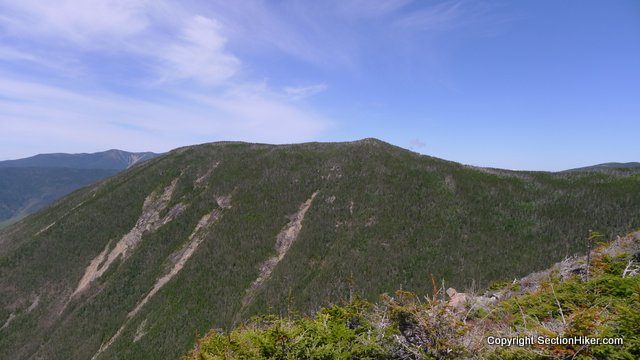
[0,150,160,227]
[1,139,638,359]
[2,148,635,229]
[0,149,159,170]
[563,162,640,173]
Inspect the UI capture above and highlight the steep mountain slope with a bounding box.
[188,230,640,359]
[0,150,160,225]
[0,139,639,359]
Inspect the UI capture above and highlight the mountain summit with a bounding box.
[1,140,638,359]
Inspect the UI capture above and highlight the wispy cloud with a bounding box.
[333,0,412,19]
[394,1,464,32]
[0,46,38,62]
[0,0,335,158]
[0,0,498,159]
[0,75,330,158]
[159,15,240,85]
[198,1,345,67]
[0,0,237,85]
[284,84,328,100]
[0,0,151,46]
[393,0,498,35]
[0,0,482,83]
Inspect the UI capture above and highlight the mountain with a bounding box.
[0,139,639,359]
[0,150,160,226]
[0,149,160,170]
[0,168,118,227]
[188,230,640,359]
[563,162,640,174]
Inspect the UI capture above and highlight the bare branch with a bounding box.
[549,280,566,326]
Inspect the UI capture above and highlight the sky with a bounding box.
[0,0,638,171]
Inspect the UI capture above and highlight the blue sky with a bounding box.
[0,0,638,170]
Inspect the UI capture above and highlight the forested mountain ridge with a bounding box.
[0,139,638,359]
[563,162,640,174]
[0,149,159,169]
[0,150,160,226]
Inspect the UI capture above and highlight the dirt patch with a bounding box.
[242,191,318,307]
[444,175,456,192]
[133,319,148,343]
[365,216,376,227]
[216,194,232,209]
[34,222,56,236]
[32,193,99,237]
[127,209,221,319]
[91,325,126,360]
[26,295,40,313]
[195,161,220,186]
[1,313,15,331]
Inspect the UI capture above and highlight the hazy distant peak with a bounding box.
[0,150,161,170]
[563,162,640,173]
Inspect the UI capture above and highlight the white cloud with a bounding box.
[0,1,239,87]
[184,83,330,143]
[0,0,151,46]
[0,1,336,159]
[195,0,477,71]
[0,75,330,159]
[196,1,356,68]
[159,16,240,86]
[0,0,479,86]
[0,0,483,160]
[283,84,328,100]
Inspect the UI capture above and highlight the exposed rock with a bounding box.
[72,178,182,298]
[92,206,224,359]
[216,194,232,209]
[26,295,39,313]
[195,161,220,186]
[444,175,456,192]
[133,319,148,343]
[1,313,15,331]
[34,222,56,236]
[446,288,468,312]
[446,288,456,298]
[242,191,318,307]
